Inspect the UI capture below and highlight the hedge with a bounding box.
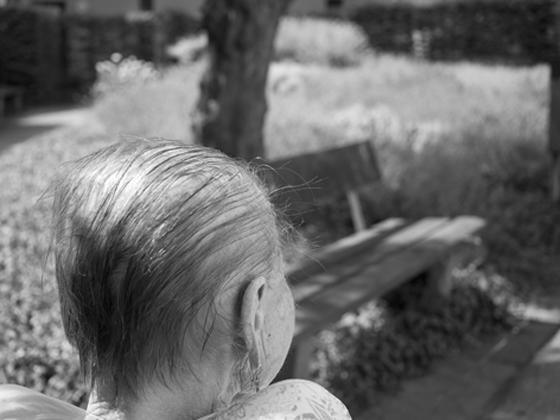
[351,0,557,63]
[0,8,199,101]
[0,8,63,102]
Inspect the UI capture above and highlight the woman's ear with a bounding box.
[240,277,266,369]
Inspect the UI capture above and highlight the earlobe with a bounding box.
[240,277,266,369]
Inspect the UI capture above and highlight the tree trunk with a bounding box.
[192,0,291,160]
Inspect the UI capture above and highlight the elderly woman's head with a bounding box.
[52,139,295,419]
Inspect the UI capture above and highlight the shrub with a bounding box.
[274,17,370,67]
[351,0,556,63]
[93,63,201,140]
[314,272,519,411]
[92,53,160,98]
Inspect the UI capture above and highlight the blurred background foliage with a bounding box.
[0,0,556,102]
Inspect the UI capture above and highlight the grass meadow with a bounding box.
[1,17,558,409]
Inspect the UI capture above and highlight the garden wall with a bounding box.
[351,0,557,63]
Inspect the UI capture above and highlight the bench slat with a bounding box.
[292,216,485,343]
[291,217,450,302]
[287,218,407,284]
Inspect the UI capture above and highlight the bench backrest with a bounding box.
[264,141,381,231]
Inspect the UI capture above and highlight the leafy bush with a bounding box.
[92,53,160,98]
[351,0,556,63]
[274,17,370,67]
[93,63,201,140]
[313,272,518,411]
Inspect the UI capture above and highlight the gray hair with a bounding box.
[52,138,283,406]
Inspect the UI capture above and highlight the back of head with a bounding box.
[52,139,282,406]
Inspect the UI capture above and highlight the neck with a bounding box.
[86,388,124,420]
[86,374,232,420]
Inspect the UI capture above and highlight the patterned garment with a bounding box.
[201,380,352,420]
[0,380,351,420]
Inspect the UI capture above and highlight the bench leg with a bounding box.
[422,237,487,308]
[346,190,366,232]
[422,256,455,308]
[274,338,315,381]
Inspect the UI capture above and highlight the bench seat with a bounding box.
[266,141,487,380]
[279,215,485,378]
[292,215,485,342]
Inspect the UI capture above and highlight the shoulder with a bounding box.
[203,380,352,420]
[263,380,351,419]
[0,384,88,420]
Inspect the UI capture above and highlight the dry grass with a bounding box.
[92,53,557,293]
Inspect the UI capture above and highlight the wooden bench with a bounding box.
[0,86,24,118]
[264,141,486,379]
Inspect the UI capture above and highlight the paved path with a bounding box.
[483,300,560,420]
[356,297,560,420]
[483,330,560,420]
[0,105,93,153]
